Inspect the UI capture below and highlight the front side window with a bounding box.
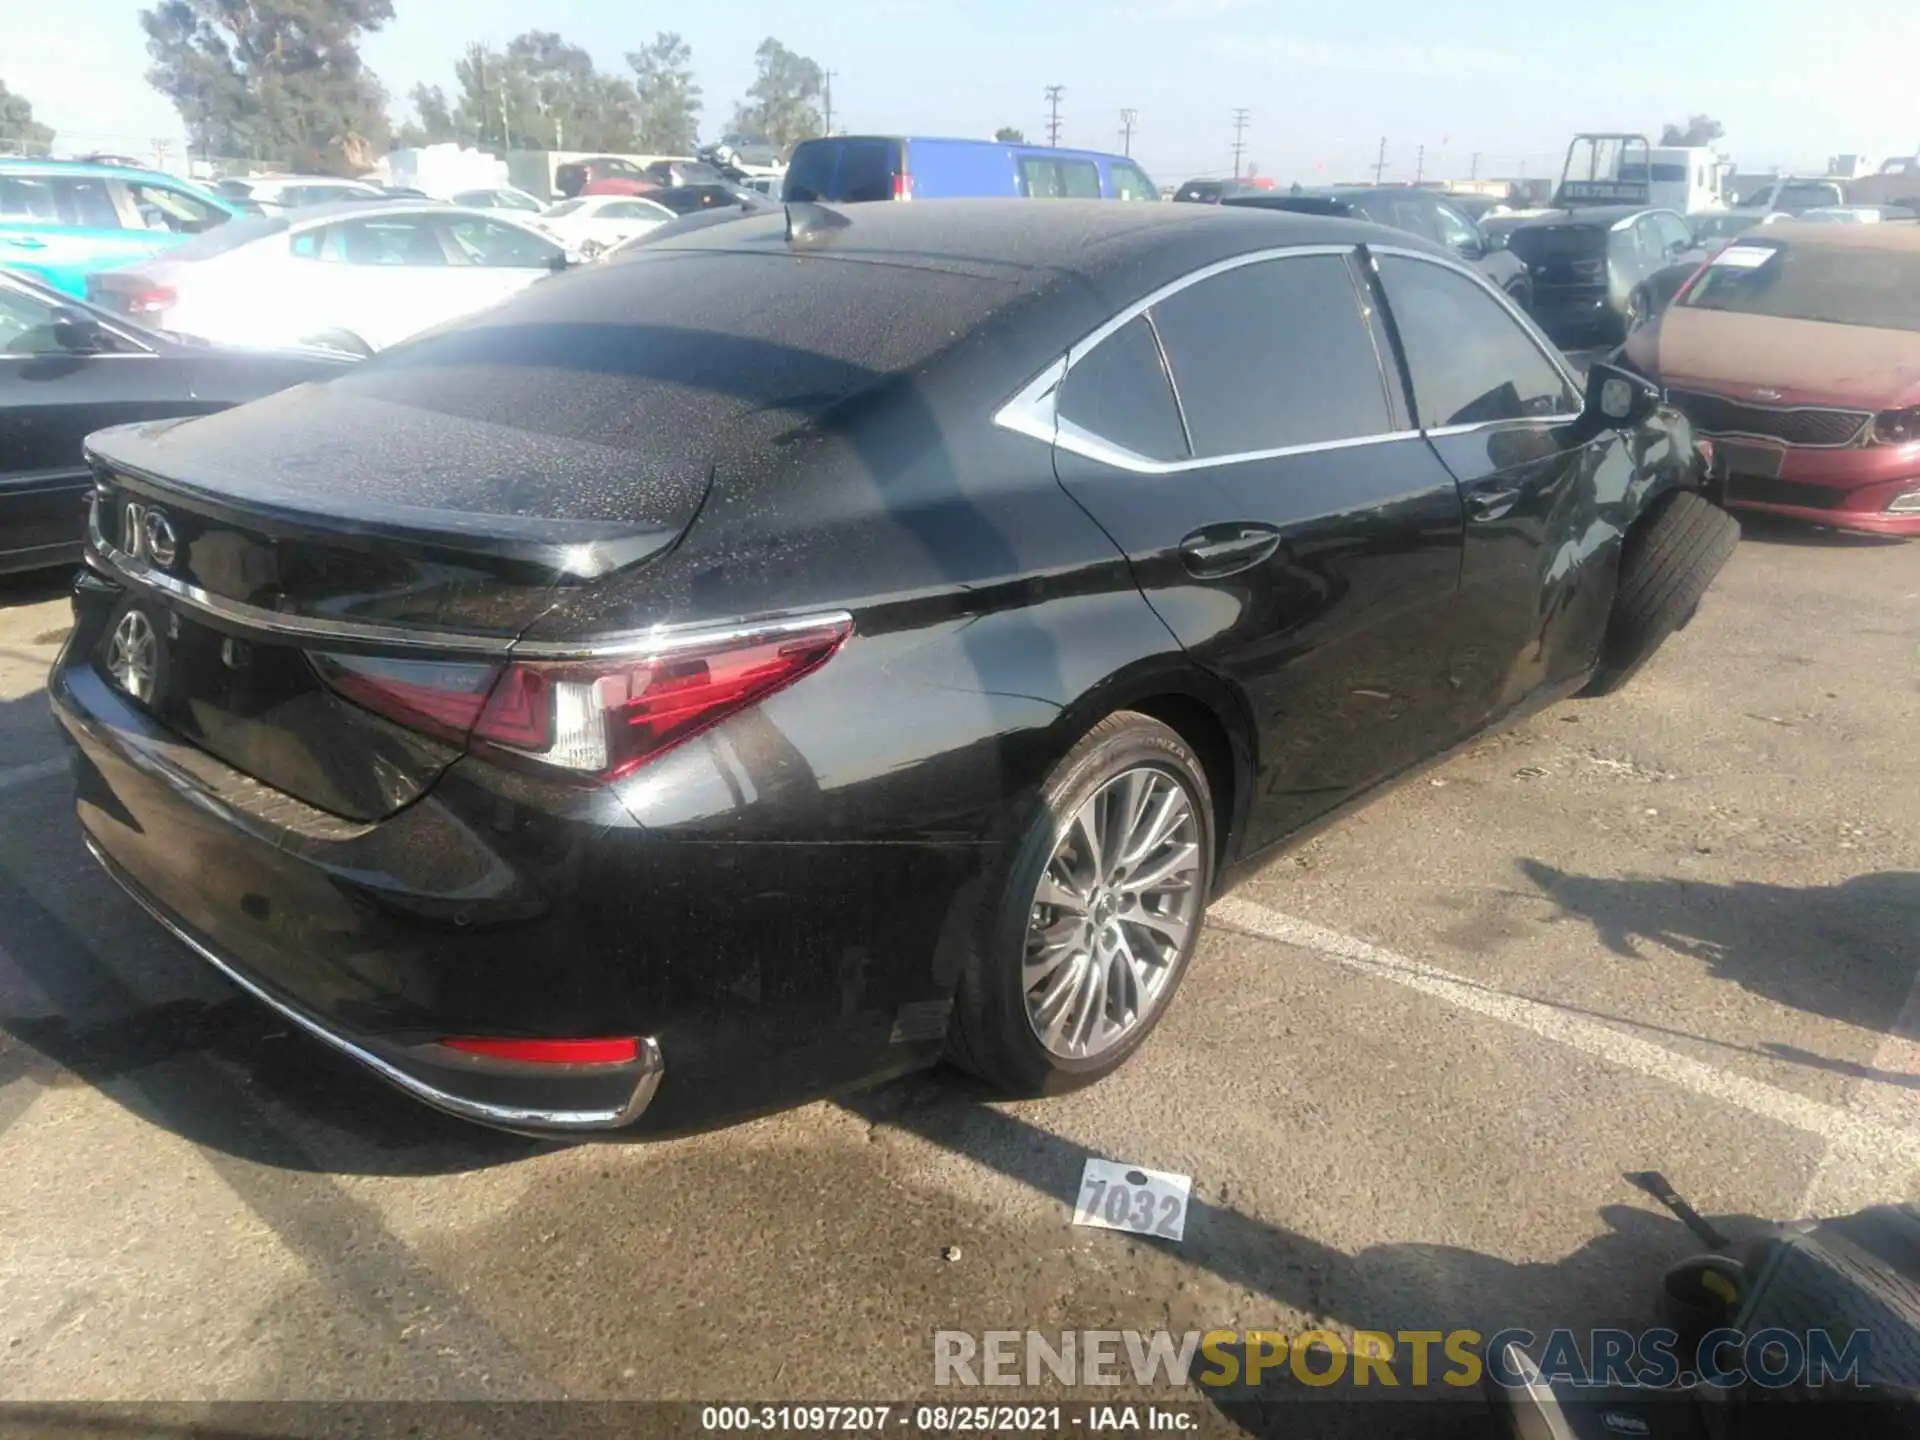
[1111,162,1159,201]
[0,283,62,354]
[333,216,449,266]
[1431,200,1481,250]
[1148,252,1391,456]
[1057,315,1188,462]
[1376,254,1578,427]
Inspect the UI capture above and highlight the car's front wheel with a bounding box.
[950,712,1216,1095]
[1582,489,1740,697]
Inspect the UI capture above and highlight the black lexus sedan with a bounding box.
[0,269,350,574]
[51,202,1734,1135]
[1223,187,1534,310]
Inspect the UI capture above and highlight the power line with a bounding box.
[1230,108,1250,178]
[1044,85,1065,146]
[1119,107,1137,157]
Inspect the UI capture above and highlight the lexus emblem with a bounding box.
[144,511,178,568]
[120,502,179,569]
[107,609,160,703]
[1751,387,1784,402]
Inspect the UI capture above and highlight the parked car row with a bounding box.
[0,268,348,572]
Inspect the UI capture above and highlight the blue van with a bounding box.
[0,159,243,297]
[782,136,1159,203]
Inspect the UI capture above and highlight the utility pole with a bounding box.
[1469,151,1481,179]
[1229,108,1250,178]
[823,71,836,136]
[1415,144,1425,183]
[1044,86,1065,146]
[1373,136,1387,184]
[1119,108,1137,156]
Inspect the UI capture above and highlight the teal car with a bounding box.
[0,159,242,297]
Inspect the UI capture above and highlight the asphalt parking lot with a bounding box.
[0,512,1915,1424]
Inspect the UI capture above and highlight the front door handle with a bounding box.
[1178,524,1283,578]
[1467,486,1523,521]
[2,236,48,250]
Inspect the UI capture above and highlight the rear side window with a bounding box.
[52,177,122,229]
[330,216,450,266]
[1148,253,1390,456]
[1021,158,1102,200]
[1376,255,1578,426]
[1057,316,1188,462]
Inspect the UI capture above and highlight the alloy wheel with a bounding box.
[106,610,159,704]
[1022,765,1204,1060]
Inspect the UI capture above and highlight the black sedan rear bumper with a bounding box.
[54,657,665,1134]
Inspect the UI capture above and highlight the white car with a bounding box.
[214,174,390,211]
[449,186,547,214]
[86,201,575,355]
[535,195,677,253]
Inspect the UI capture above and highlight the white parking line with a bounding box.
[0,757,67,793]
[1211,896,1920,1187]
[1800,974,1920,1216]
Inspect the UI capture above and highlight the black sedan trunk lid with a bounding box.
[83,391,712,820]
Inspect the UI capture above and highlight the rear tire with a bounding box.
[948,712,1215,1096]
[1581,490,1740,697]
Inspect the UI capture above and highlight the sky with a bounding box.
[4,0,1917,185]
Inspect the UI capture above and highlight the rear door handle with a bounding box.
[1467,487,1523,521]
[2,236,47,250]
[1178,524,1283,578]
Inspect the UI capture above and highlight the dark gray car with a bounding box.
[1224,187,1533,311]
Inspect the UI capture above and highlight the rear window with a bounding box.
[783,140,896,203]
[1506,224,1608,262]
[1680,241,1920,332]
[1777,183,1844,210]
[334,248,1029,456]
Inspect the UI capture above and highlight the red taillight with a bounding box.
[893,172,913,202]
[121,285,177,316]
[443,1036,639,1065]
[314,614,852,780]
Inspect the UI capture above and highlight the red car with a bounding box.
[1625,221,1920,535]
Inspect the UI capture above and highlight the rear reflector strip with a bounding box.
[442,1037,641,1065]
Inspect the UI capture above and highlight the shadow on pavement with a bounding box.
[1520,861,1920,1044]
[840,1072,1750,1436]
[1733,512,1911,549]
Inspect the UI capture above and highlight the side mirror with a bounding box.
[51,307,110,354]
[1455,232,1487,261]
[1583,361,1661,433]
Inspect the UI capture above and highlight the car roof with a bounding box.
[796,134,1141,164]
[1751,219,1920,250]
[0,156,203,186]
[1510,204,1665,229]
[635,196,1431,278]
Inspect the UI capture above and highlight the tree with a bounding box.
[730,38,825,152]
[141,0,394,171]
[1660,114,1724,147]
[449,33,639,153]
[0,77,55,154]
[994,125,1024,143]
[396,82,458,147]
[627,32,701,153]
